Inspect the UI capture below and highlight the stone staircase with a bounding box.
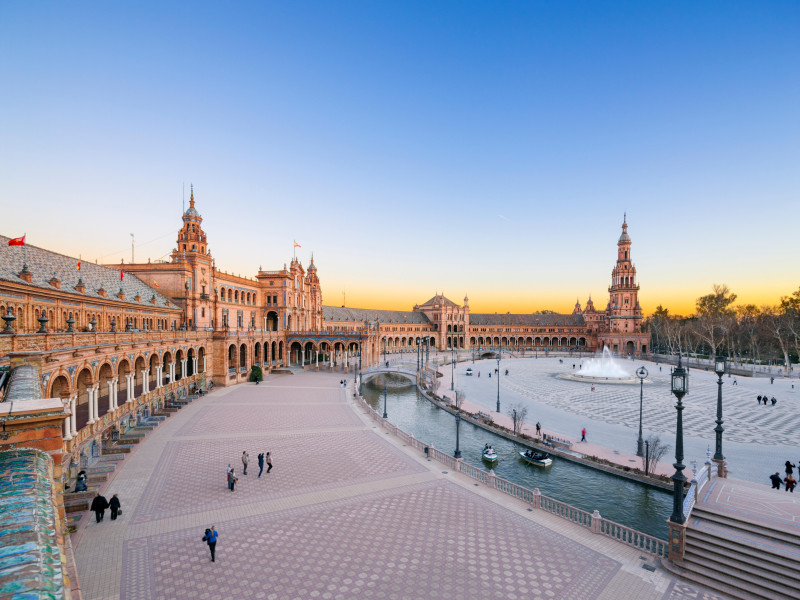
[666,505,800,599]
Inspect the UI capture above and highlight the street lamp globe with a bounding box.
[714,355,726,377]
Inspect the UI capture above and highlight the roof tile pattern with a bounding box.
[0,235,176,310]
[322,306,431,325]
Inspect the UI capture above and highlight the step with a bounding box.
[682,546,799,595]
[692,508,800,546]
[64,499,90,513]
[148,415,167,421]
[678,556,795,600]
[687,520,800,572]
[108,445,133,454]
[87,464,116,474]
[98,453,126,462]
[663,558,774,600]
[132,425,156,431]
[118,434,144,442]
[86,473,107,483]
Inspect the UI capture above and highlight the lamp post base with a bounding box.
[711,458,727,478]
[667,519,688,563]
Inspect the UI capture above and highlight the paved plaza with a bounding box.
[73,371,732,599]
[444,356,799,484]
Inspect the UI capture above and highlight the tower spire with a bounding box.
[190,184,195,208]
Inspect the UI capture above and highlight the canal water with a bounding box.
[362,375,672,540]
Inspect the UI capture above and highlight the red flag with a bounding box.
[7,235,25,246]
[77,261,81,271]
[120,269,124,281]
[293,240,301,248]
[152,280,159,288]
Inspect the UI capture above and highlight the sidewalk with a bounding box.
[71,372,731,599]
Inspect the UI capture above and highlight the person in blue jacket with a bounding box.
[202,526,218,562]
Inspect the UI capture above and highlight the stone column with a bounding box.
[69,395,78,437]
[86,386,96,424]
[112,378,119,409]
[155,366,163,389]
[193,357,199,374]
[107,380,115,411]
[181,359,188,379]
[126,374,135,403]
[63,401,72,441]
[203,356,207,372]
[93,384,100,421]
[143,369,151,394]
[169,362,176,383]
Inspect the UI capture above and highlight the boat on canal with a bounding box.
[519,449,553,467]
[482,445,498,463]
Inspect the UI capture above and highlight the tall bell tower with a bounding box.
[600,215,646,354]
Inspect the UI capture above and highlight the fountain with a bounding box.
[558,347,642,384]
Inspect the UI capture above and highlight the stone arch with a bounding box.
[625,340,635,355]
[304,341,315,364]
[49,373,71,399]
[239,343,247,371]
[187,348,195,376]
[149,353,160,389]
[254,342,261,366]
[278,341,284,363]
[134,355,146,395]
[198,346,206,372]
[118,358,131,397]
[175,349,184,381]
[271,341,278,365]
[266,311,279,331]
[98,362,114,417]
[75,367,94,430]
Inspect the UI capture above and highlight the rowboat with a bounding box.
[519,450,553,467]
[482,447,498,463]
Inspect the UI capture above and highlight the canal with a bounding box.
[361,375,672,540]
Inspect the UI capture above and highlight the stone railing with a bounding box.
[683,462,712,519]
[354,393,667,557]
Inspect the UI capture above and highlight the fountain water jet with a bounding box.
[558,347,642,384]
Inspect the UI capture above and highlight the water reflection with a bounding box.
[361,375,670,540]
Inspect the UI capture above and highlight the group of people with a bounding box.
[228,450,273,491]
[770,460,797,492]
[757,395,778,406]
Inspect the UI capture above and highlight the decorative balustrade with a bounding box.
[353,392,667,557]
[683,463,711,519]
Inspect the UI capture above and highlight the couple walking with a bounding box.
[257,451,273,477]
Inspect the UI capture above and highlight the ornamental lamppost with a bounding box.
[382,384,388,419]
[416,338,420,372]
[496,353,501,413]
[669,356,689,525]
[636,366,648,457]
[713,355,726,476]
[450,348,455,391]
[454,413,462,458]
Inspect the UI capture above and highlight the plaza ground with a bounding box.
[72,371,731,600]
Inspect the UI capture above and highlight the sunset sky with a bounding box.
[2,2,798,316]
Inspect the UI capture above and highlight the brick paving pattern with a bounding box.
[73,372,733,599]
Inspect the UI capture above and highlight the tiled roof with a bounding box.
[418,294,459,308]
[323,306,432,325]
[0,235,177,310]
[469,313,587,327]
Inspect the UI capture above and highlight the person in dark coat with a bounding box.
[109,494,121,520]
[266,452,273,474]
[73,470,88,493]
[257,452,265,478]
[785,461,796,476]
[770,472,783,489]
[90,494,109,523]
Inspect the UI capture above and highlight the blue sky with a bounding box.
[1,1,798,314]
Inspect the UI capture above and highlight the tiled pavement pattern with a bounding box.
[73,372,732,599]
[479,358,798,446]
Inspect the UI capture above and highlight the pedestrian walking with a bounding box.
[785,461,796,476]
[266,451,273,473]
[785,475,797,493]
[757,395,762,404]
[535,421,541,438]
[733,379,738,386]
[109,493,122,520]
[258,452,265,478]
[202,526,218,562]
[228,468,237,492]
[771,397,777,405]
[770,472,783,489]
[242,451,249,475]
[90,494,109,523]
[581,428,587,442]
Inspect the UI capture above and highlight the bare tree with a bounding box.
[454,389,464,410]
[642,435,670,476]
[508,404,528,436]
